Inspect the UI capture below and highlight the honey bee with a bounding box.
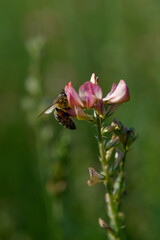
[39,90,76,130]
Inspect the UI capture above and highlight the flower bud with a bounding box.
[111,118,126,134]
[126,127,137,149]
[114,148,124,169]
[94,99,105,117]
[105,148,114,162]
[105,137,119,151]
[111,119,128,144]
[101,126,115,134]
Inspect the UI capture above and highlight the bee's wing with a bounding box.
[37,104,56,118]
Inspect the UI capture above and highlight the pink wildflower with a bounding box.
[65,75,103,110]
[64,75,130,120]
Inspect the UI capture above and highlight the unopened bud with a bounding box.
[94,100,105,117]
[126,127,137,149]
[114,148,124,169]
[105,137,119,151]
[113,174,121,196]
[101,126,114,134]
[105,148,114,162]
[111,118,121,129]
[111,119,138,147]
[111,118,127,136]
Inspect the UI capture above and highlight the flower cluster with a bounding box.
[65,73,130,120]
[63,74,136,239]
[102,118,137,150]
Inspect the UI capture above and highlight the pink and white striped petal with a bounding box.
[103,80,130,104]
[105,83,117,98]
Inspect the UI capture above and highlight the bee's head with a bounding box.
[60,89,66,97]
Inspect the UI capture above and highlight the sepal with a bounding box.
[87,167,105,186]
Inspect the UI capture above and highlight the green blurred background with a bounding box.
[0,0,160,239]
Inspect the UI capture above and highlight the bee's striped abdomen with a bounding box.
[54,108,76,130]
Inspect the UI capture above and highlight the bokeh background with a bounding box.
[0,0,160,239]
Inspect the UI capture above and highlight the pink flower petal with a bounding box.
[105,83,117,98]
[90,73,98,84]
[93,84,102,99]
[79,82,96,108]
[80,93,96,108]
[74,105,93,121]
[79,81,102,108]
[79,81,94,96]
[103,80,130,104]
[65,82,84,108]
[90,73,96,84]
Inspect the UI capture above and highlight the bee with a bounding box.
[38,90,76,130]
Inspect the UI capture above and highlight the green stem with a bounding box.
[96,116,124,240]
[96,117,107,174]
[116,149,128,212]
